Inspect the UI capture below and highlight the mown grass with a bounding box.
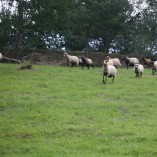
[0,63,157,157]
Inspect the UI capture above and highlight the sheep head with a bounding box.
[64,52,68,57]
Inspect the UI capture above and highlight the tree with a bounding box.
[65,0,129,54]
[124,0,157,55]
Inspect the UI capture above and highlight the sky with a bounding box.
[128,0,149,16]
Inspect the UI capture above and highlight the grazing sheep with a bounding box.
[0,53,3,60]
[152,61,157,75]
[142,57,153,67]
[102,60,117,83]
[133,64,144,78]
[64,52,79,67]
[106,56,121,68]
[81,56,94,69]
[122,55,139,69]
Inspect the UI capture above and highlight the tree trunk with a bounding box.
[102,37,111,55]
[16,0,24,58]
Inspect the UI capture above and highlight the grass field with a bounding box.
[0,63,157,157]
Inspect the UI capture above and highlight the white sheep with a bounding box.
[106,56,121,68]
[104,59,113,66]
[152,61,157,75]
[64,52,79,67]
[123,55,139,69]
[133,64,144,78]
[102,60,117,83]
[0,53,3,60]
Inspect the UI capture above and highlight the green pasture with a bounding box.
[0,63,157,157]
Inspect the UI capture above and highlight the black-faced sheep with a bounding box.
[133,64,144,78]
[102,60,117,83]
[142,57,154,67]
[80,56,94,69]
[64,52,79,67]
[106,56,121,68]
[122,55,139,69]
[152,61,157,75]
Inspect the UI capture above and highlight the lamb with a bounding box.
[0,53,3,60]
[106,56,121,68]
[133,64,144,78]
[122,55,139,69]
[102,60,117,83]
[64,52,79,67]
[80,56,94,69]
[152,61,157,75]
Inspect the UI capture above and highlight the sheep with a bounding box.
[106,56,121,68]
[142,57,153,67]
[0,53,3,60]
[152,61,157,75]
[64,52,79,67]
[80,56,94,69]
[104,58,113,66]
[102,59,117,83]
[79,58,83,66]
[133,64,144,78]
[122,55,139,69]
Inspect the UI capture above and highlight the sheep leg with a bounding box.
[103,76,107,84]
[67,61,69,67]
[135,73,139,78]
[112,76,115,83]
[152,69,156,75]
[127,64,128,69]
[140,73,142,77]
[70,62,72,67]
[152,69,154,75]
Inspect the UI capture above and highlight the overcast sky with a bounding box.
[128,0,149,16]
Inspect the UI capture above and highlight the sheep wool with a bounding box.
[64,52,79,67]
[0,53,3,60]
[105,56,121,68]
[133,64,144,78]
[123,56,139,69]
[152,61,157,75]
[102,60,117,83]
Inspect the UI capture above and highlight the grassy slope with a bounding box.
[0,64,157,157]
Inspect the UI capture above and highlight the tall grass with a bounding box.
[0,63,157,157]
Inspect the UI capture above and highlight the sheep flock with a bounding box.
[62,52,157,84]
[0,51,157,84]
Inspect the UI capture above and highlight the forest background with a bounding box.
[0,0,157,59]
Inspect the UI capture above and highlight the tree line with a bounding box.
[0,0,157,57]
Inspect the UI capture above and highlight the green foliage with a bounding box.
[0,0,156,55]
[0,11,12,48]
[0,64,157,156]
[125,0,157,54]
